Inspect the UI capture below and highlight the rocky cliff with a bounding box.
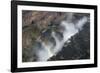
[22,10,90,62]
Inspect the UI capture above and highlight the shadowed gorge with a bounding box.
[22,10,90,62]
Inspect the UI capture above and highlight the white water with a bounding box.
[36,15,88,61]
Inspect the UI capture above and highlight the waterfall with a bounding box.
[35,15,88,61]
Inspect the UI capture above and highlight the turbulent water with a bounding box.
[34,15,88,61]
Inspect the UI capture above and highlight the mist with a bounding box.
[35,14,88,61]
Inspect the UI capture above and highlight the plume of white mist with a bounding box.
[36,40,54,61]
[76,16,87,30]
[36,15,88,61]
[51,31,64,55]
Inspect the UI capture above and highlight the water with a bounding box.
[34,15,88,61]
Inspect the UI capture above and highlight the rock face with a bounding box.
[48,22,90,61]
[22,10,90,62]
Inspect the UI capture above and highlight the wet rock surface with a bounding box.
[22,10,90,62]
[48,22,90,61]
